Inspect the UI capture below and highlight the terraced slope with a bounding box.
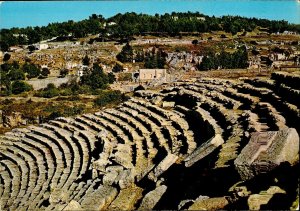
[0,72,299,210]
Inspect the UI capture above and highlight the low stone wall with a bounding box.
[27,75,75,90]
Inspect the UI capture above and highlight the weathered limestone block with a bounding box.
[151,95,163,105]
[149,153,178,181]
[234,128,299,180]
[138,185,167,210]
[118,169,135,189]
[108,185,143,210]
[3,112,23,128]
[63,200,82,211]
[49,188,71,204]
[0,110,3,126]
[103,166,124,186]
[162,101,175,108]
[81,185,118,210]
[188,196,229,210]
[185,134,224,167]
[248,186,286,210]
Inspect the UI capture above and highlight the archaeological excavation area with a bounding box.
[0,71,299,210]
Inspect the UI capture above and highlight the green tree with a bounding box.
[94,90,122,107]
[116,43,133,62]
[11,81,33,94]
[3,53,11,62]
[112,63,123,73]
[108,72,116,83]
[41,67,50,77]
[81,63,109,89]
[0,70,12,95]
[82,55,90,66]
[38,83,60,98]
[8,68,25,81]
[23,63,41,79]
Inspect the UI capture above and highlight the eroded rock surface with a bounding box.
[234,128,299,180]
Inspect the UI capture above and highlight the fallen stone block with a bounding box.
[138,185,167,210]
[185,134,224,167]
[108,185,143,210]
[49,188,71,204]
[248,186,286,210]
[63,200,82,211]
[188,196,229,210]
[148,153,178,181]
[80,185,118,210]
[162,101,175,108]
[234,128,299,180]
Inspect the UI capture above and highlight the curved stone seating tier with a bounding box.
[38,124,76,189]
[28,126,67,168]
[124,99,189,156]
[89,113,131,145]
[10,143,48,209]
[0,161,18,210]
[185,84,242,110]
[277,84,300,108]
[231,83,289,130]
[106,108,149,137]
[118,106,168,165]
[178,88,238,134]
[253,102,288,131]
[18,137,56,209]
[134,90,167,98]
[0,170,12,210]
[233,83,273,99]
[24,132,64,193]
[101,110,145,143]
[129,98,196,155]
[0,149,30,209]
[271,72,300,90]
[2,144,45,209]
[121,102,172,155]
[244,78,276,91]
[102,110,157,169]
[173,87,254,168]
[241,80,300,121]
[48,119,93,180]
[0,74,299,210]
[222,87,259,109]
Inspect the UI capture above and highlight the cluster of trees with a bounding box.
[0,60,115,97]
[94,90,124,107]
[116,43,134,62]
[198,47,248,70]
[1,12,299,51]
[116,43,166,68]
[80,63,115,89]
[0,14,106,51]
[143,49,167,68]
[0,61,47,95]
[36,63,116,98]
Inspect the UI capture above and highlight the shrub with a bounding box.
[11,81,33,94]
[112,63,123,73]
[80,63,109,89]
[41,67,50,77]
[8,68,25,81]
[23,63,41,79]
[3,53,11,62]
[59,69,69,77]
[118,73,132,81]
[36,83,60,98]
[94,90,123,107]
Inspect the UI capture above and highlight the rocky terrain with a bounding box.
[0,71,299,210]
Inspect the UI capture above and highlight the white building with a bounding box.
[33,43,49,50]
[136,69,167,82]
